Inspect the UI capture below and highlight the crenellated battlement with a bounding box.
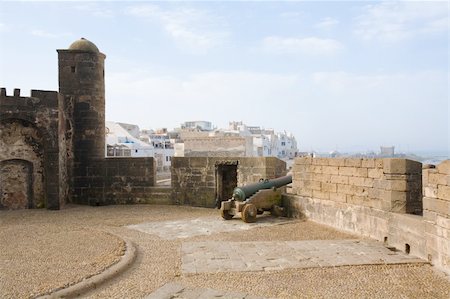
[0,87,60,108]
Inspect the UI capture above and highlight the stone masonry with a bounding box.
[0,38,155,209]
[423,161,450,273]
[285,157,450,274]
[171,157,286,207]
[0,89,67,210]
[291,157,422,214]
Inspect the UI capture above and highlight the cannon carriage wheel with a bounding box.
[242,204,257,223]
[221,209,233,220]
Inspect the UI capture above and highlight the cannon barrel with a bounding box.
[232,175,292,201]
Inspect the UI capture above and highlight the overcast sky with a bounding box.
[0,1,448,154]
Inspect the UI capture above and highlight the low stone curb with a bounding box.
[37,236,137,299]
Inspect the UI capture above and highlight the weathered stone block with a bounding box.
[339,167,367,178]
[423,197,450,214]
[322,166,339,175]
[429,173,449,186]
[369,188,386,200]
[292,163,310,173]
[437,185,450,201]
[344,158,362,167]
[313,173,331,183]
[313,190,329,200]
[338,167,352,176]
[373,179,388,190]
[424,186,438,198]
[386,190,408,204]
[437,160,450,175]
[329,192,346,202]
[368,168,383,179]
[312,158,329,166]
[171,157,189,168]
[383,159,422,174]
[306,180,321,191]
[346,195,366,206]
[297,172,313,181]
[349,177,374,188]
[328,158,345,166]
[337,184,353,195]
[384,174,410,181]
[361,159,375,168]
[390,199,407,213]
[355,168,369,178]
[353,186,369,197]
[374,159,384,168]
[295,157,312,165]
[330,175,348,185]
[321,182,337,193]
[436,215,450,230]
[386,180,409,192]
[423,209,438,222]
[310,165,322,173]
[298,188,313,197]
[189,157,209,168]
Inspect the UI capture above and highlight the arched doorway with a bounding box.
[0,119,45,209]
[0,159,33,209]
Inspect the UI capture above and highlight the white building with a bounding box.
[181,120,213,131]
[140,128,174,170]
[277,131,297,159]
[105,121,154,157]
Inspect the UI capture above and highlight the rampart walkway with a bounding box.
[0,205,448,299]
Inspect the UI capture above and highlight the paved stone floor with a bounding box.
[181,239,426,274]
[127,216,291,240]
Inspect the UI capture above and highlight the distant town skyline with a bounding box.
[0,1,448,154]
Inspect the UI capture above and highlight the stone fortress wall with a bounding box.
[1,39,448,275]
[0,88,67,210]
[171,157,286,207]
[284,157,450,274]
[0,39,156,209]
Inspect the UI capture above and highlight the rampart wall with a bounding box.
[423,161,450,274]
[172,157,286,207]
[73,157,156,206]
[284,157,450,274]
[0,88,67,209]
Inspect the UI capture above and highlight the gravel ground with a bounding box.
[1,205,449,299]
[0,224,124,298]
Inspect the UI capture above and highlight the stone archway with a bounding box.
[0,119,45,209]
[0,159,33,209]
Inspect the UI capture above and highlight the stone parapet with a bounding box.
[171,157,286,207]
[287,158,450,275]
[292,157,422,214]
[422,160,450,274]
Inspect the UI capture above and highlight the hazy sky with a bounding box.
[0,1,448,154]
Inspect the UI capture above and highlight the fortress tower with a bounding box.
[58,38,106,160]
[1,38,155,209]
[57,38,106,204]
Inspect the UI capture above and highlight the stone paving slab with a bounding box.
[145,282,267,299]
[127,216,292,240]
[182,239,427,274]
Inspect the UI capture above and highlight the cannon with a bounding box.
[220,175,292,223]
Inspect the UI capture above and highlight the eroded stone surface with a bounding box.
[181,239,426,274]
[127,216,292,240]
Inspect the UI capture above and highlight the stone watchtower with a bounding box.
[57,38,106,204]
